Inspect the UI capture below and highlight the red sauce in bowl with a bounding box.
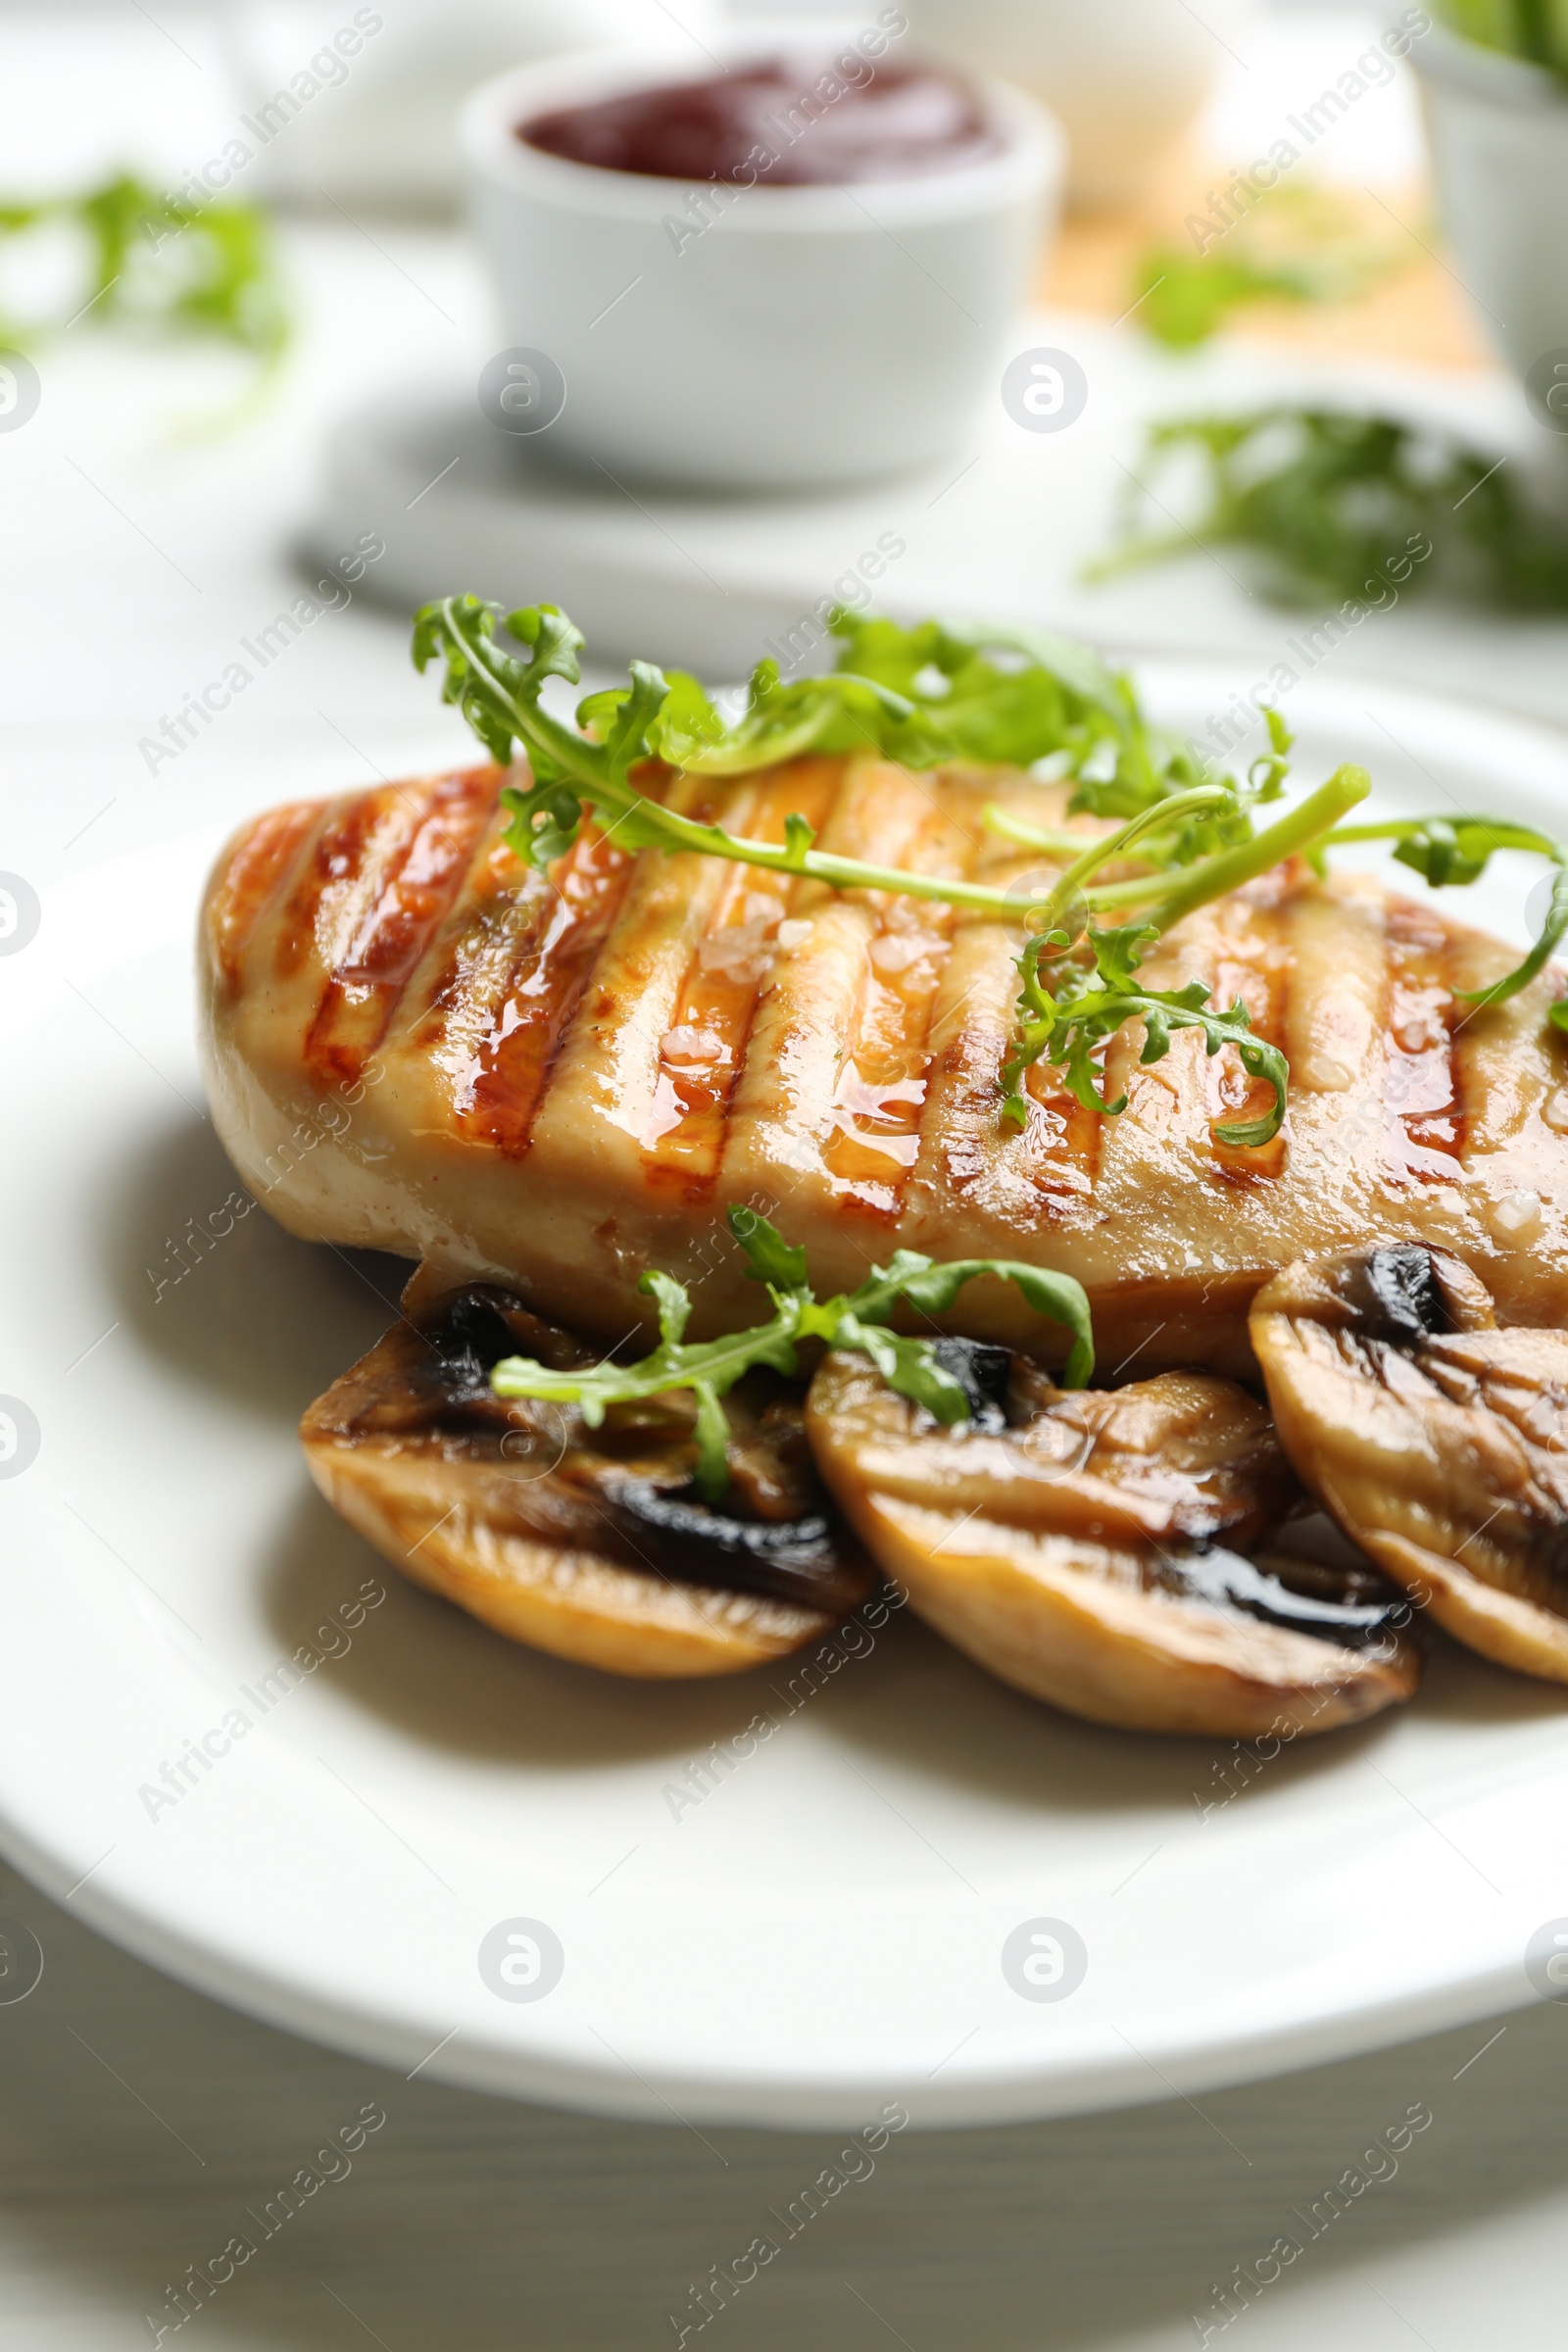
[519,58,1000,186]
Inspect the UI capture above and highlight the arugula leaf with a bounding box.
[0,172,286,363]
[411,594,1215,933]
[1100,408,1568,612]
[1129,184,1406,352]
[830,1311,974,1423]
[1324,812,1568,1019]
[830,612,1211,818]
[490,1208,1095,1499]
[594,609,1183,792]
[830,612,1120,720]
[1434,0,1568,73]
[1133,246,1342,350]
[417,593,1566,1165]
[654,659,953,778]
[729,1203,808,1290]
[1002,920,1289,1150]
[998,766,1372,1145]
[416,592,1211,863]
[1392,823,1494,892]
[818,1242,1095,1395]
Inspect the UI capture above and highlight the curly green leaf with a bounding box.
[1322,811,1568,1020]
[489,1209,1095,1495]
[1002,922,1289,1151]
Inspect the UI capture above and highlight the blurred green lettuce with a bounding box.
[1433,0,1568,73]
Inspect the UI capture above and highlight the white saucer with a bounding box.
[314,373,962,678]
[309,316,1564,731]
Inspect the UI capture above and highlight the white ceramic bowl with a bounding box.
[223,0,722,212]
[1412,21,1568,423]
[896,0,1250,212]
[459,26,1062,490]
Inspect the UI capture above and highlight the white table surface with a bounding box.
[6,8,1568,2347]
[4,1842,1568,2352]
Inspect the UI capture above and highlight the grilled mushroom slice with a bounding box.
[1251,1244,1568,1683]
[301,1284,873,1678]
[806,1342,1419,1736]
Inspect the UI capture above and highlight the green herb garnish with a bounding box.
[410,593,1213,919]
[413,595,1567,1164]
[414,591,1313,1143]
[490,1206,1095,1500]
[1433,0,1568,74]
[1098,408,1568,612]
[0,172,286,362]
[1003,921,1290,1147]
[991,720,1368,1142]
[1131,185,1405,351]
[1321,813,1568,1019]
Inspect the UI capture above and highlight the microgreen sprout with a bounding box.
[489,1206,1095,1501]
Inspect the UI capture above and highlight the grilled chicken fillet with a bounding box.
[199,757,1568,1376]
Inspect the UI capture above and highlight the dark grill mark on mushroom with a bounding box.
[1155,1546,1408,1651]
[1252,1244,1568,1685]
[601,1479,868,1613]
[807,1348,1420,1736]
[1361,1246,1450,1344]
[300,1283,874,1668]
[438,1287,526,1374]
[927,1337,1011,1432]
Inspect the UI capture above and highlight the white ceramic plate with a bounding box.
[4,662,1568,2132]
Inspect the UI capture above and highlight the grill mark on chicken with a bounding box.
[1441,914,1472,1185]
[462,819,637,1156]
[916,924,1052,1206]
[1093,904,1225,1215]
[1384,898,1465,1186]
[208,800,319,990]
[1445,905,1564,1260]
[1024,1050,1106,1201]
[1207,887,1292,1186]
[525,770,772,1184]
[895,774,1107,1212]
[1282,878,1385,1102]
[303,768,499,1087]
[641,858,778,1183]
[273,788,412,985]
[719,759,947,1224]
[822,792,968,1216]
[964,770,1113,1204]
[397,798,539,1066]
[641,760,842,1191]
